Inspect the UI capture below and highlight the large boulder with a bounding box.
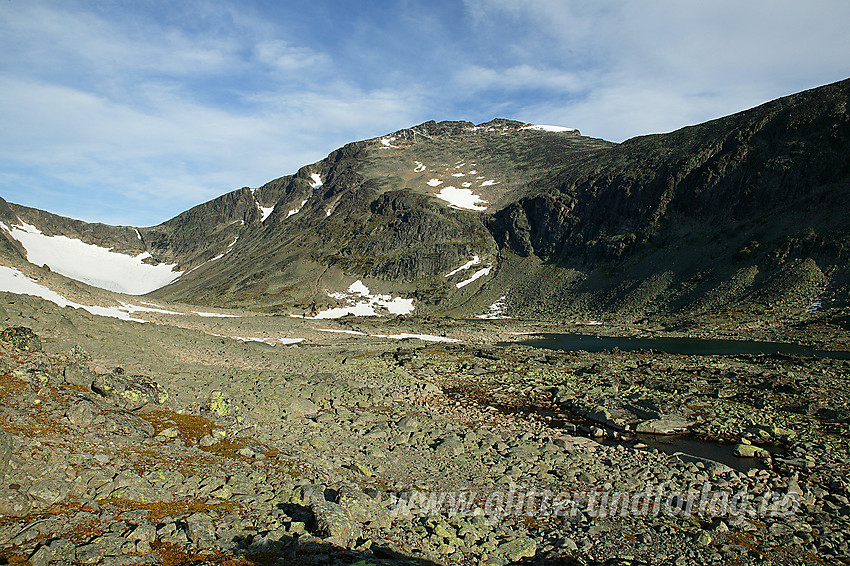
[311,500,361,547]
[92,369,167,410]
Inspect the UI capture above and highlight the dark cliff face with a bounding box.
[489,78,850,269]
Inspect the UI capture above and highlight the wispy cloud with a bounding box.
[0,1,423,225]
[1,0,848,225]
[461,0,850,140]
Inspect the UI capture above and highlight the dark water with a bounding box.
[628,434,776,472]
[518,333,850,359]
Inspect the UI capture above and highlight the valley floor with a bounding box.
[0,293,848,565]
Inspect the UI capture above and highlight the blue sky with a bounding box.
[1,1,848,226]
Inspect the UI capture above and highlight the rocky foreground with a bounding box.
[1,305,849,565]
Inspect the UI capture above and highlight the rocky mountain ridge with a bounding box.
[1,79,849,324]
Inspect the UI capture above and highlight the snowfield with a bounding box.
[434,187,489,211]
[0,265,146,322]
[1,221,182,295]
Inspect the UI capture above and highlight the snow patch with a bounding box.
[318,328,367,336]
[294,280,414,319]
[461,182,472,187]
[445,256,481,277]
[209,332,302,345]
[1,221,182,295]
[326,208,333,217]
[192,311,241,318]
[413,161,426,172]
[380,137,399,148]
[317,328,458,343]
[286,199,309,218]
[456,266,492,288]
[476,294,509,319]
[0,265,146,322]
[520,124,576,133]
[434,187,489,211]
[119,301,181,315]
[451,172,465,177]
[310,173,323,188]
[480,180,498,186]
[259,206,275,222]
[427,178,443,187]
[134,229,142,240]
[372,333,459,343]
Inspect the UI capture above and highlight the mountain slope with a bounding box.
[2,78,849,323]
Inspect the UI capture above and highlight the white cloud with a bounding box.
[2,0,849,225]
[0,2,424,225]
[462,0,850,140]
[254,40,331,72]
[457,64,585,92]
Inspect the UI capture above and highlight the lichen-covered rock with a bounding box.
[312,500,361,547]
[92,369,167,410]
[0,326,41,353]
[28,478,70,506]
[63,363,94,388]
[0,488,31,517]
[185,512,216,543]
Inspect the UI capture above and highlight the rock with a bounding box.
[28,478,70,505]
[64,364,94,388]
[92,371,167,410]
[733,443,770,458]
[696,531,713,546]
[435,437,464,456]
[75,534,126,564]
[0,428,12,479]
[336,486,387,526]
[0,488,31,517]
[636,417,696,435]
[102,411,155,438]
[66,400,99,428]
[185,512,216,543]
[0,326,41,352]
[497,537,536,561]
[312,500,361,547]
[397,415,421,432]
[29,545,53,566]
[287,397,318,418]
